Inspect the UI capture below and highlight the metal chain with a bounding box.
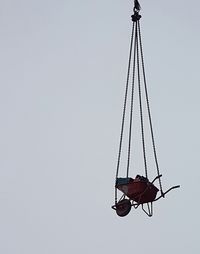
[115,5,165,205]
[126,23,137,178]
[115,22,135,203]
[136,21,148,178]
[137,21,164,194]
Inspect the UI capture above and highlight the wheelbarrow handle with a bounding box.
[154,185,180,201]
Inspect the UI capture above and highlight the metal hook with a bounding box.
[132,0,141,22]
[134,0,141,13]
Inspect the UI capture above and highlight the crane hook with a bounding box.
[132,0,141,22]
[134,0,141,13]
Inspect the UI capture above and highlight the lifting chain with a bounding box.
[115,1,164,204]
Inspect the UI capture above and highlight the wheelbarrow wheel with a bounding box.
[116,199,131,217]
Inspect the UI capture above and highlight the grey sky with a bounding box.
[0,0,199,253]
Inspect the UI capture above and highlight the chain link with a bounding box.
[115,9,164,204]
[126,23,137,178]
[136,21,148,178]
[137,21,164,194]
[115,22,135,203]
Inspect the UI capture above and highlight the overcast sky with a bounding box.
[0,0,199,253]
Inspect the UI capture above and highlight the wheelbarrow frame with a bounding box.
[112,175,180,217]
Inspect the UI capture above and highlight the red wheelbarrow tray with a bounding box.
[116,176,159,204]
